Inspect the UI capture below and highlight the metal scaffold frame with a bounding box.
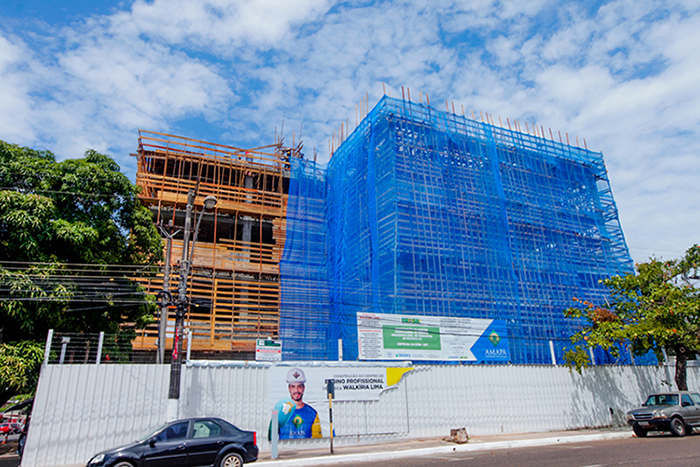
[133,130,298,356]
[280,95,646,364]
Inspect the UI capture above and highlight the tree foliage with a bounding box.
[0,141,163,343]
[0,341,44,407]
[564,245,700,390]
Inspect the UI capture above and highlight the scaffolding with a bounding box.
[281,96,650,364]
[132,130,295,355]
[278,158,331,359]
[131,96,651,364]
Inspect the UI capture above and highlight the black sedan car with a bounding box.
[86,417,258,467]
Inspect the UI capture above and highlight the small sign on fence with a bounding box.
[256,339,282,361]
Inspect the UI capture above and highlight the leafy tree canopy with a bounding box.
[0,141,163,343]
[564,245,700,390]
[0,341,44,407]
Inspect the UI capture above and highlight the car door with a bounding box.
[679,394,700,425]
[142,421,190,467]
[687,394,700,425]
[187,419,226,467]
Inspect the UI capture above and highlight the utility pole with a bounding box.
[166,191,217,420]
[157,220,177,364]
[169,190,195,402]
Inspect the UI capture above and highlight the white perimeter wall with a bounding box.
[22,363,700,467]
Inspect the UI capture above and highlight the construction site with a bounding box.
[131,131,299,356]
[131,95,652,365]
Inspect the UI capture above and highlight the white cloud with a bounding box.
[1,0,699,260]
[127,0,331,52]
[0,8,234,165]
[0,33,37,144]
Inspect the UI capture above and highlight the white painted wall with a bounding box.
[22,362,699,467]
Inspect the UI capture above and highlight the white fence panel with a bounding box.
[21,363,700,467]
[333,383,409,436]
[24,364,170,467]
[179,365,269,440]
[403,364,693,438]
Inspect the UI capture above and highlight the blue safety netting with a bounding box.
[279,158,331,360]
[280,96,654,365]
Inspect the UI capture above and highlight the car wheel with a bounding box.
[670,417,687,437]
[112,462,135,467]
[220,452,244,467]
[632,425,648,437]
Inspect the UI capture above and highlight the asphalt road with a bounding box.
[316,432,700,467]
[2,431,699,467]
[0,450,18,467]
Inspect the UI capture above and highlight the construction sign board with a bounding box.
[357,312,510,362]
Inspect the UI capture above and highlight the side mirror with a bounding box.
[682,401,691,407]
[149,437,157,448]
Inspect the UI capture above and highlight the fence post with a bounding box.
[59,336,70,364]
[271,409,279,459]
[549,340,556,365]
[96,332,105,364]
[44,329,54,364]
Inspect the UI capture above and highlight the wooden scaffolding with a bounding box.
[132,130,295,355]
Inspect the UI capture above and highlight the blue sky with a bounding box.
[1,0,699,263]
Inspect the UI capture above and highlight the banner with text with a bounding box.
[269,365,413,439]
[357,312,510,362]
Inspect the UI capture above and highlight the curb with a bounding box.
[254,431,632,466]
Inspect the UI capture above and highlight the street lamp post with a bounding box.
[166,191,217,418]
[157,220,178,364]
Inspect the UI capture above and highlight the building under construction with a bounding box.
[132,131,297,356]
[133,96,652,365]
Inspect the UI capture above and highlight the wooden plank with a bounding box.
[132,131,291,354]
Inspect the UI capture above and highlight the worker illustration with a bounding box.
[274,368,322,439]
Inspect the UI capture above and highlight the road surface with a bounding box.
[314,432,700,467]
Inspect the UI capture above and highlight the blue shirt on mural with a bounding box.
[279,403,321,439]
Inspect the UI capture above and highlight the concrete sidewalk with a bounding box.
[254,428,634,466]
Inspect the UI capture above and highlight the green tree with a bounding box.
[0,141,163,343]
[564,245,700,390]
[0,341,44,407]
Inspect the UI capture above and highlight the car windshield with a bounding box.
[645,394,679,406]
[137,423,170,443]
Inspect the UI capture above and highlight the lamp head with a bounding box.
[203,195,217,210]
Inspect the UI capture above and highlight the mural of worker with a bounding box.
[273,367,322,439]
